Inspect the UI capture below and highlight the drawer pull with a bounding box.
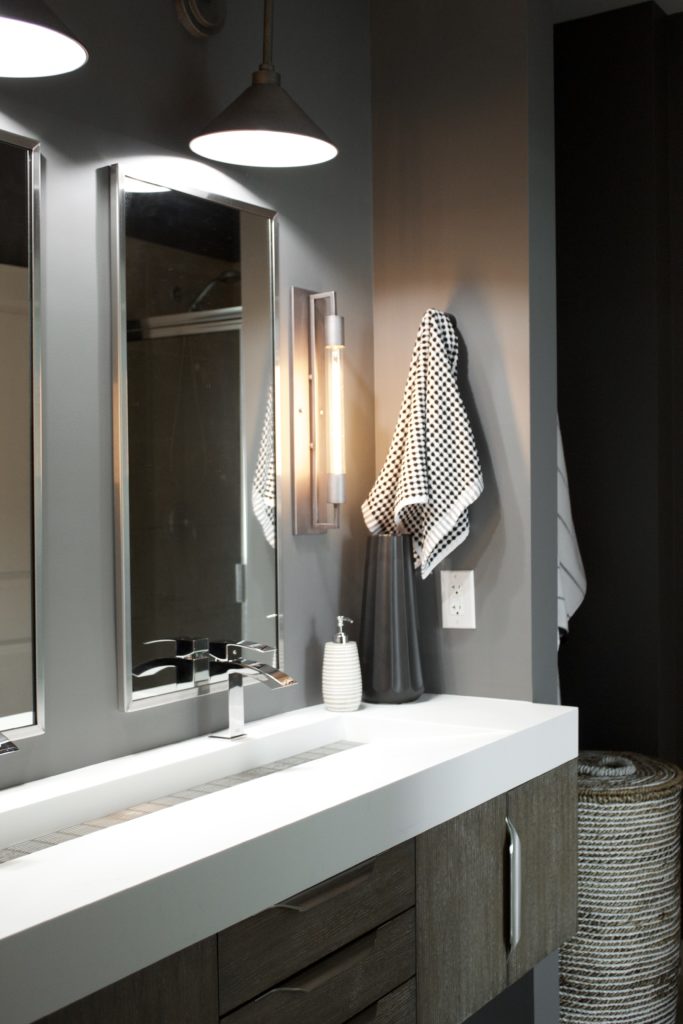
[255,930,377,1000]
[506,815,522,952]
[276,860,375,913]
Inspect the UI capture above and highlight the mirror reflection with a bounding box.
[0,129,42,737]
[112,169,278,709]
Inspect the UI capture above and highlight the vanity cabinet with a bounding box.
[416,760,578,1023]
[218,841,416,1023]
[38,938,219,1024]
[33,762,576,1024]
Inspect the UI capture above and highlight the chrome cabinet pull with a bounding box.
[506,815,522,952]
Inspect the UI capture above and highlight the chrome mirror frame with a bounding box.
[109,164,280,712]
[0,128,44,740]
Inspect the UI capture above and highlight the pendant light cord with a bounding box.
[261,0,274,71]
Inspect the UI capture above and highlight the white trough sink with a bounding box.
[0,694,577,1024]
[0,700,507,851]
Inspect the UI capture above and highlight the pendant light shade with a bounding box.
[0,0,88,78]
[189,1,337,168]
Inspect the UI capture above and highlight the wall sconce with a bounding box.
[0,1,88,77]
[292,287,346,534]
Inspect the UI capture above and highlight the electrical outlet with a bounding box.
[440,570,476,629]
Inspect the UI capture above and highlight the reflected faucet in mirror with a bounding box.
[132,637,212,686]
[0,731,18,755]
[132,638,296,739]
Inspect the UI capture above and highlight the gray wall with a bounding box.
[0,0,375,787]
[370,3,558,1020]
[370,0,558,704]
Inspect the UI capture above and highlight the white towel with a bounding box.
[251,385,276,548]
[362,309,484,579]
[557,419,586,644]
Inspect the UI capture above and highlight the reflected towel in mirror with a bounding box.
[252,384,276,548]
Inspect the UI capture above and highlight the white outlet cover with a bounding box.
[440,570,476,629]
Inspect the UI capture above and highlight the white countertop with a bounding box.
[0,695,577,1023]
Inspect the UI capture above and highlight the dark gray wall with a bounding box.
[667,11,683,769]
[0,0,375,787]
[370,0,558,705]
[555,2,681,762]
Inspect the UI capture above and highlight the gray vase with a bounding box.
[359,534,424,703]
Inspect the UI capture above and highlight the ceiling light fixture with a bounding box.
[189,0,337,168]
[0,0,88,78]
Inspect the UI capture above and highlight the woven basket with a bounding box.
[559,752,683,1024]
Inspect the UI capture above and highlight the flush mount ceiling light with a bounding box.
[188,0,337,168]
[0,0,88,78]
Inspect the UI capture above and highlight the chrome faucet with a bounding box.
[0,731,18,755]
[209,640,297,739]
[132,637,211,686]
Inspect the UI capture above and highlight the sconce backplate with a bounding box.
[292,286,342,535]
[176,0,226,38]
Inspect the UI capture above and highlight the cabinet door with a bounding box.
[416,794,508,1024]
[506,759,577,982]
[415,760,578,1024]
[37,937,218,1024]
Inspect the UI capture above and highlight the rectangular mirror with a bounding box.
[0,129,43,739]
[111,166,279,710]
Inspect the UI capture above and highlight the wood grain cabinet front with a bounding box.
[346,980,416,1023]
[220,910,415,1024]
[218,840,416,1016]
[36,938,219,1024]
[415,760,577,1024]
[31,765,576,1024]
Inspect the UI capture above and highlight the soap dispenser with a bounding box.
[322,616,363,712]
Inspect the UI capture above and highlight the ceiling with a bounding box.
[553,0,683,22]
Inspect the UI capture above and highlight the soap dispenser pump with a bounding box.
[322,615,363,712]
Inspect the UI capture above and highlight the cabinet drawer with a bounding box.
[221,909,415,1024]
[219,840,415,1014]
[346,979,416,1023]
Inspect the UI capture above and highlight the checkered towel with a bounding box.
[362,309,483,578]
[251,385,275,548]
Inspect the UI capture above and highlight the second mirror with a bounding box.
[111,167,279,710]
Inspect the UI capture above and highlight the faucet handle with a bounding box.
[0,731,18,755]
[210,640,276,664]
[144,637,209,659]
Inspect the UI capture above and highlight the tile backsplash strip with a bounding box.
[0,740,359,865]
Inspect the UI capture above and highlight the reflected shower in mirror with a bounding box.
[111,167,278,710]
[0,129,43,738]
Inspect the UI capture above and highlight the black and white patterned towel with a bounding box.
[362,309,483,579]
[251,385,276,548]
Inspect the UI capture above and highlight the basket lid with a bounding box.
[577,751,683,802]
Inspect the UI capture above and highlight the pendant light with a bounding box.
[189,0,337,168]
[0,0,88,78]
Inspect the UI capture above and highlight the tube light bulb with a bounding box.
[324,314,346,506]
